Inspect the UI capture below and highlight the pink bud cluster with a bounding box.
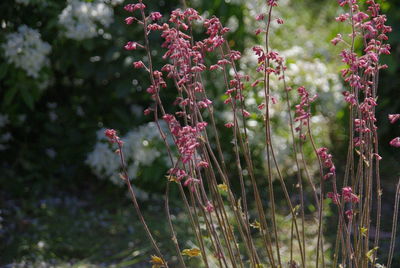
[316,147,336,180]
[294,86,317,136]
[327,186,359,219]
[163,114,207,164]
[252,47,284,76]
[104,129,123,146]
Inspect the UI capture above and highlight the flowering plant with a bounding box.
[106,0,399,267]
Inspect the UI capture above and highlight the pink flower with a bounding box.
[255,14,265,21]
[267,0,278,6]
[105,129,123,146]
[331,34,343,46]
[210,64,221,71]
[125,17,135,25]
[390,137,400,148]
[124,4,134,12]
[342,187,359,203]
[345,210,354,220]
[224,122,234,128]
[388,114,400,124]
[105,129,117,140]
[197,161,209,168]
[133,3,146,11]
[150,12,162,21]
[205,201,214,212]
[124,41,138,50]
[242,110,251,118]
[184,177,199,187]
[336,13,349,22]
[143,108,153,115]
[133,61,145,69]
[327,192,340,204]
[276,18,284,24]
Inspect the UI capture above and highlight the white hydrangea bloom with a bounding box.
[59,0,114,40]
[2,25,51,78]
[86,122,168,186]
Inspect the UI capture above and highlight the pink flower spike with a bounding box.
[197,161,209,168]
[388,114,400,124]
[105,129,122,146]
[390,137,400,148]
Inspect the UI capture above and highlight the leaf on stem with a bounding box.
[150,255,166,268]
[250,220,261,229]
[218,183,228,192]
[360,227,368,237]
[365,247,378,263]
[182,248,201,257]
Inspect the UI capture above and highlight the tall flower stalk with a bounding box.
[104,0,397,267]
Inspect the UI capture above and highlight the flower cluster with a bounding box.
[294,86,317,136]
[334,0,392,151]
[59,0,114,40]
[163,114,207,164]
[316,147,335,180]
[327,187,359,205]
[2,25,51,78]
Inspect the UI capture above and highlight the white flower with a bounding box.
[2,25,51,78]
[59,0,114,40]
[86,122,169,186]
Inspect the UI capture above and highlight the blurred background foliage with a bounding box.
[0,0,399,266]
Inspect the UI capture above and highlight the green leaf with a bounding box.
[20,87,34,110]
[0,63,8,80]
[3,87,18,107]
[366,247,378,263]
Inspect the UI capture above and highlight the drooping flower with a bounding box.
[389,137,400,148]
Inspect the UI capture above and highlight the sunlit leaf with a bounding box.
[250,220,261,229]
[150,255,166,268]
[360,227,368,237]
[366,247,378,263]
[218,183,228,192]
[182,248,201,257]
[166,175,179,183]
